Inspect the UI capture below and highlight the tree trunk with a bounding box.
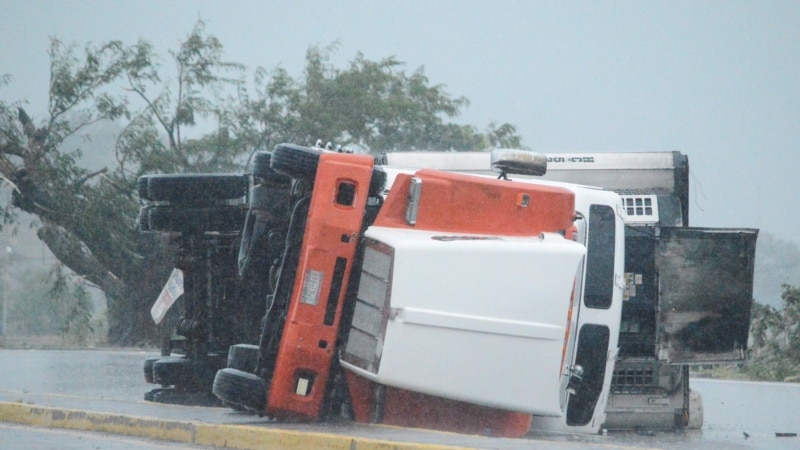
[35,221,174,345]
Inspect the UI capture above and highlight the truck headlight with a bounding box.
[343,241,393,373]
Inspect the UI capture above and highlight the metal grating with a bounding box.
[612,366,654,387]
[343,245,392,374]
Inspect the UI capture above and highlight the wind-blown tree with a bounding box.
[1,39,143,344]
[753,233,800,308]
[0,23,524,345]
[747,285,800,381]
[230,44,523,154]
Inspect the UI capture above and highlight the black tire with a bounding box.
[148,205,246,234]
[252,151,272,180]
[271,144,322,182]
[152,357,210,388]
[143,357,159,384]
[141,173,248,204]
[227,344,260,372]
[212,368,266,412]
[152,355,227,388]
[253,152,293,187]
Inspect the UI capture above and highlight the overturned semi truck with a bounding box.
[140,145,757,437]
[211,144,625,437]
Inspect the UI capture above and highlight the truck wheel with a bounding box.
[252,151,272,180]
[152,357,208,388]
[141,173,248,204]
[212,368,266,412]
[148,205,246,233]
[153,355,225,389]
[253,151,292,187]
[226,344,260,372]
[143,357,159,384]
[271,143,322,182]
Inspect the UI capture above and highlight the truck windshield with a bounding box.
[584,204,616,309]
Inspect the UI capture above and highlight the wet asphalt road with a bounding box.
[1,348,799,449]
[0,422,213,449]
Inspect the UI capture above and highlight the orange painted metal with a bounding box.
[345,370,533,438]
[266,152,374,419]
[374,169,575,235]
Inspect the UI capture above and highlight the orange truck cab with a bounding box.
[214,145,378,419]
[213,144,627,438]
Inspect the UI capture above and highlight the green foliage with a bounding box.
[6,265,96,345]
[48,39,129,126]
[753,233,800,308]
[48,263,95,345]
[231,46,523,154]
[115,21,245,175]
[6,270,59,335]
[745,284,800,381]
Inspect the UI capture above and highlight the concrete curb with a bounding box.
[0,401,470,449]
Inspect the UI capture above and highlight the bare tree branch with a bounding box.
[73,167,108,191]
[37,222,124,294]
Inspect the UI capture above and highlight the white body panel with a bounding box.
[345,161,626,433]
[529,184,625,434]
[380,150,682,194]
[381,150,678,172]
[342,227,586,416]
[392,167,625,433]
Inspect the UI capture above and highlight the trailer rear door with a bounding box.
[656,227,758,364]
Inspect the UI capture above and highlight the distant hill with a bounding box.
[753,232,800,307]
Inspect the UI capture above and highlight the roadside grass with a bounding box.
[691,364,752,381]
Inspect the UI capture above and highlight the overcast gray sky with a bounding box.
[1,0,798,243]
